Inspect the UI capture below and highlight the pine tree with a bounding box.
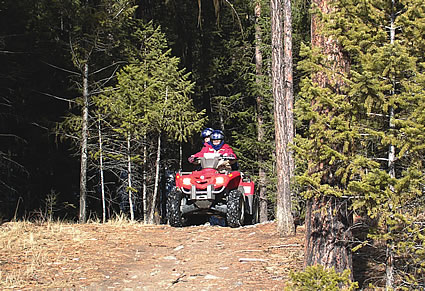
[95,23,205,223]
[295,0,353,274]
[51,0,141,222]
[329,0,425,288]
[296,0,425,287]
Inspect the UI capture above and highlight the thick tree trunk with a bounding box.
[283,0,294,179]
[304,0,353,274]
[79,62,89,223]
[311,0,349,88]
[254,0,268,222]
[127,133,134,221]
[304,196,353,273]
[271,0,295,236]
[98,119,106,223]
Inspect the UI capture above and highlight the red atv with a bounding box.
[167,153,258,227]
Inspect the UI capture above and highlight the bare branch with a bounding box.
[0,134,27,143]
[0,50,27,55]
[89,61,126,76]
[41,61,80,75]
[223,0,244,34]
[36,91,77,104]
[31,122,49,131]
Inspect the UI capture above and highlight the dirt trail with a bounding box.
[0,221,304,290]
[88,222,304,290]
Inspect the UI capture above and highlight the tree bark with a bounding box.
[386,1,396,288]
[254,0,268,222]
[311,0,349,88]
[148,133,161,224]
[127,133,134,221]
[143,135,148,224]
[283,0,294,179]
[98,119,106,223]
[304,196,353,273]
[304,0,353,274]
[271,0,295,236]
[79,62,89,223]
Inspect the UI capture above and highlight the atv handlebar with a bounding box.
[191,155,236,169]
[193,155,235,161]
[220,155,236,161]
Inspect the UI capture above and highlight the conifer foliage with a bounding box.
[296,0,425,287]
[95,23,205,223]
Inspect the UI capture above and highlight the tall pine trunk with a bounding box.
[386,0,396,288]
[143,136,148,223]
[304,0,353,274]
[127,133,134,221]
[283,0,294,180]
[147,86,169,224]
[271,0,295,236]
[79,62,89,223]
[148,133,161,224]
[98,118,106,223]
[254,0,268,222]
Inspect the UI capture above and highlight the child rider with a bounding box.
[188,130,237,170]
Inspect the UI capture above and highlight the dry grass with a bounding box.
[0,219,307,290]
[0,218,139,289]
[1,217,386,290]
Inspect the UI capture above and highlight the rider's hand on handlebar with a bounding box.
[221,153,236,160]
[188,156,195,163]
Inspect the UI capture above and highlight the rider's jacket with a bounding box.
[192,143,237,159]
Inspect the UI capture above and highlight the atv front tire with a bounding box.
[167,189,183,227]
[226,189,244,228]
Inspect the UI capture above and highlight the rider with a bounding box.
[208,130,237,159]
[188,130,237,170]
[188,128,213,163]
[201,127,213,145]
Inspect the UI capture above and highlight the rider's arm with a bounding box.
[193,144,213,158]
[221,144,237,159]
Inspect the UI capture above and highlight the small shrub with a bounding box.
[285,265,358,291]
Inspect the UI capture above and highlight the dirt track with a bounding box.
[0,221,304,290]
[89,222,304,290]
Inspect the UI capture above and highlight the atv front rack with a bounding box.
[180,184,226,200]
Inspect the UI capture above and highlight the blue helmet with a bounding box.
[210,129,224,141]
[201,128,214,138]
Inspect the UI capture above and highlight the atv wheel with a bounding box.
[253,194,260,223]
[244,194,259,225]
[226,189,244,228]
[167,189,183,227]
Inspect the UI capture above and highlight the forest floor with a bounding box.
[0,218,383,290]
[0,220,305,290]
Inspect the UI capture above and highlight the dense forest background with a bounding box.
[1,0,310,221]
[2,0,425,288]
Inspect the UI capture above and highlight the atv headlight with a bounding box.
[215,176,225,185]
[182,178,192,186]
